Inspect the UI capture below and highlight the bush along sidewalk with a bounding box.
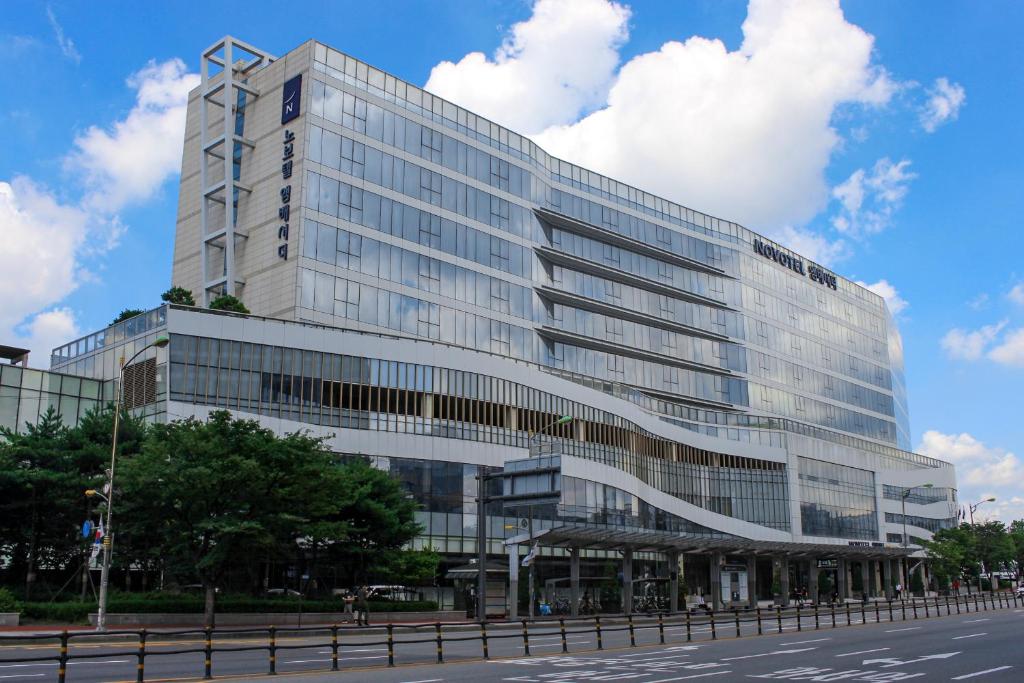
[19,596,438,624]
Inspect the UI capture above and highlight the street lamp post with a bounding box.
[92,335,169,632]
[968,496,997,593]
[900,484,932,599]
[524,415,571,619]
[968,497,996,526]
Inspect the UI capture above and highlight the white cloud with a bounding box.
[425,0,630,134]
[1,58,196,366]
[918,430,1023,522]
[455,0,897,234]
[831,157,915,236]
[771,225,847,267]
[940,320,1007,361]
[855,279,907,316]
[0,178,89,332]
[1007,282,1024,306]
[45,6,81,64]
[920,77,965,133]
[968,293,989,310]
[988,328,1024,367]
[66,58,199,213]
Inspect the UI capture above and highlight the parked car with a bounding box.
[265,588,303,597]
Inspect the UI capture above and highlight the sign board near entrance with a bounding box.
[817,558,839,569]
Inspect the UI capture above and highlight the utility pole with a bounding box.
[528,505,535,619]
[969,497,997,593]
[476,467,488,622]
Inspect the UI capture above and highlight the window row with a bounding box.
[302,221,534,319]
[310,81,735,275]
[550,227,731,305]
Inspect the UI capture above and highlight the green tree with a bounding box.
[374,548,441,586]
[0,409,117,599]
[208,295,249,314]
[817,570,833,600]
[973,520,1015,587]
[319,457,423,584]
[117,411,350,625]
[161,286,196,306]
[111,308,145,325]
[909,568,924,595]
[923,530,967,588]
[1009,520,1024,582]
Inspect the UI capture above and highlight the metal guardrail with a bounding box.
[1,591,1020,682]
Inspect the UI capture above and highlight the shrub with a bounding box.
[111,308,145,325]
[209,295,249,314]
[161,286,196,306]
[19,597,439,623]
[0,587,21,614]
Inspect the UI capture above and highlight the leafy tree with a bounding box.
[161,286,196,306]
[1009,520,1024,581]
[318,457,423,584]
[909,568,924,595]
[111,309,145,325]
[0,409,101,599]
[374,548,440,586]
[117,411,350,626]
[973,520,1015,587]
[208,295,249,314]
[817,570,833,600]
[923,530,967,588]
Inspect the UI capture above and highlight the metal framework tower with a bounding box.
[199,37,275,305]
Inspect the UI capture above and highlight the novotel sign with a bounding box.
[753,239,837,291]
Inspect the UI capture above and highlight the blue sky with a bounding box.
[1,1,1022,519]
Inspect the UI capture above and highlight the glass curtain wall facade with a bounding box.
[296,41,906,451]
[37,36,959,563]
[0,364,108,432]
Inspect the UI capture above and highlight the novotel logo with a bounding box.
[753,239,837,290]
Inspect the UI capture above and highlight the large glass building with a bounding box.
[37,36,956,612]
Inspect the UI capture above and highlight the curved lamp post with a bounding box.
[968,496,997,593]
[89,335,169,631]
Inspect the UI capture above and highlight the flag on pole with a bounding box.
[522,542,539,567]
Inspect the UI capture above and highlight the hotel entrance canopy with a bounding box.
[505,523,912,559]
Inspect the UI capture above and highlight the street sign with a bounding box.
[82,520,92,539]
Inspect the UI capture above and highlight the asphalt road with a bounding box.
[0,596,1019,682]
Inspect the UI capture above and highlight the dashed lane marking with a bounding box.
[835,647,890,657]
[951,666,1013,679]
[952,633,987,640]
[884,626,921,632]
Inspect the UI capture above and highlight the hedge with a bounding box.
[20,597,439,623]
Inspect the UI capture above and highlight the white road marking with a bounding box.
[780,638,830,645]
[0,675,46,680]
[952,666,1013,679]
[399,679,442,683]
[646,673,732,683]
[884,626,921,632]
[318,647,386,653]
[721,647,816,661]
[965,618,990,623]
[835,647,890,657]
[952,632,988,640]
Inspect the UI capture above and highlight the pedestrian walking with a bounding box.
[895,582,902,600]
[342,591,355,623]
[355,585,370,626]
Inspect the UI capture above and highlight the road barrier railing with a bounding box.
[1,591,1019,682]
